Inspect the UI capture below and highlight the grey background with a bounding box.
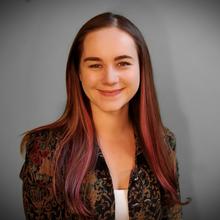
[1,0,220,219]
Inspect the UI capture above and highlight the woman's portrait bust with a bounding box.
[2,1,220,219]
[19,12,189,220]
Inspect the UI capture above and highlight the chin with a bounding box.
[93,102,128,113]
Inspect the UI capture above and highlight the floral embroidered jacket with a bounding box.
[20,127,182,220]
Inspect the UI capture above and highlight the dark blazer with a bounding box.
[20,127,182,220]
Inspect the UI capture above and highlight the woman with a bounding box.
[20,12,188,220]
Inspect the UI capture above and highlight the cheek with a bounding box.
[128,66,140,89]
[81,73,99,88]
[133,75,140,93]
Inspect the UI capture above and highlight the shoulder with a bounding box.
[163,126,179,173]
[20,127,63,180]
[163,126,177,152]
[26,129,60,153]
[25,128,62,160]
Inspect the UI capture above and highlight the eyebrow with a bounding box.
[83,55,134,63]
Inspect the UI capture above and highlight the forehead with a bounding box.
[81,27,137,59]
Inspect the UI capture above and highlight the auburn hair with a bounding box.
[20,12,187,218]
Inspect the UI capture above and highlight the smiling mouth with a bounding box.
[98,88,124,97]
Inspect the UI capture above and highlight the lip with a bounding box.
[98,88,124,97]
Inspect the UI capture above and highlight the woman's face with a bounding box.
[79,27,140,114]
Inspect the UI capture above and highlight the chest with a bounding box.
[99,141,136,190]
[81,155,163,220]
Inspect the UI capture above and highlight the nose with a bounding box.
[102,66,119,85]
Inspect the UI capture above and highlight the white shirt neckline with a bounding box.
[114,189,129,220]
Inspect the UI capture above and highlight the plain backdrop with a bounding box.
[1,0,220,219]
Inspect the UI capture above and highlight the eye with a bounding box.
[88,64,102,69]
[118,62,131,67]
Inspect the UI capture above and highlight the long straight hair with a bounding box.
[20,12,182,217]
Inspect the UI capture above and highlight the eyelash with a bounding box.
[118,62,131,67]
[89,64,102,68]
[88,62,131,69]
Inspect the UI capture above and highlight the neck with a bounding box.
[91,105,132,140]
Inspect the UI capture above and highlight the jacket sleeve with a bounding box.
[19,130,68,220]
[161,127,183,220]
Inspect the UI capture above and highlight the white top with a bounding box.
[114,189,129,220]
